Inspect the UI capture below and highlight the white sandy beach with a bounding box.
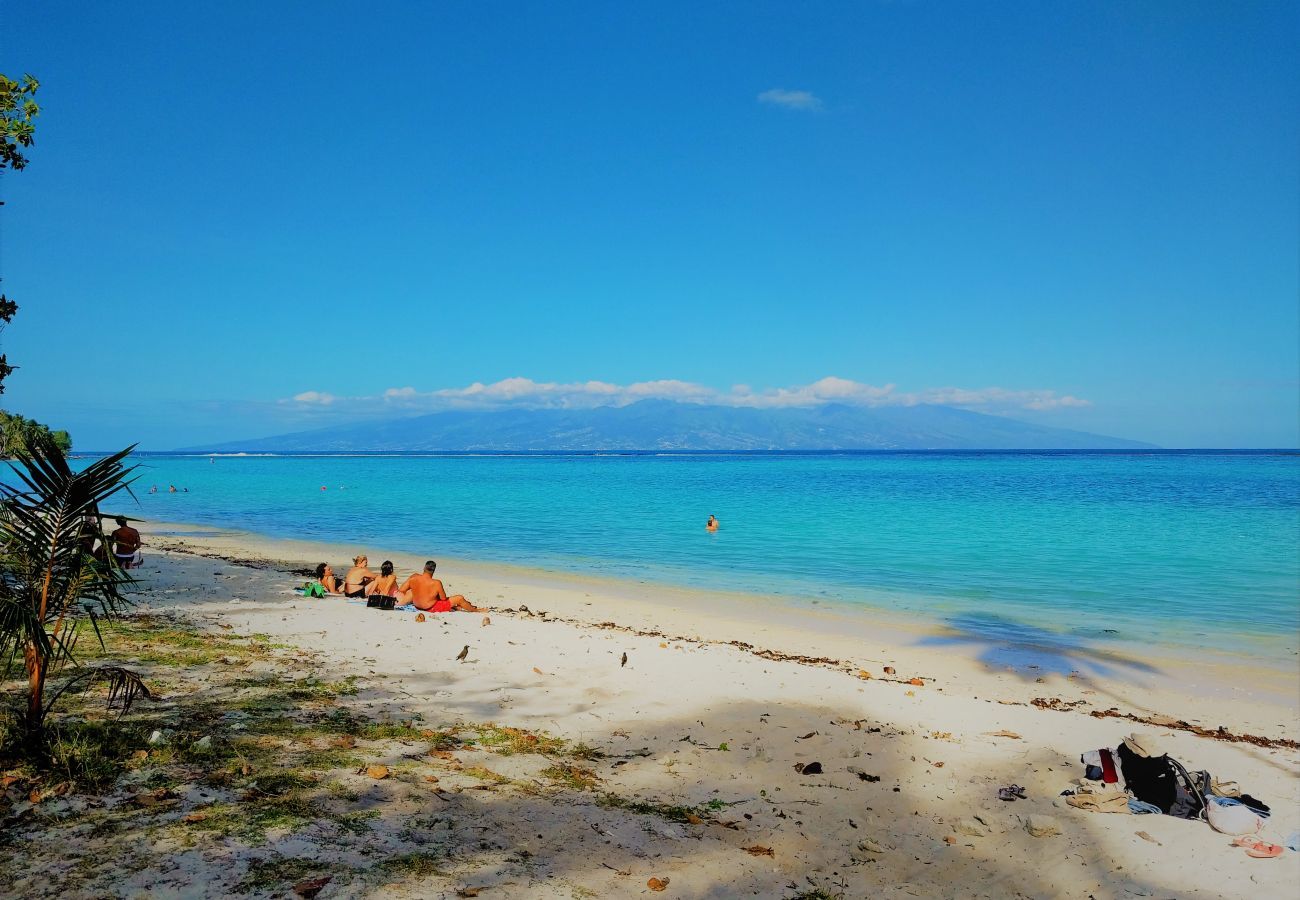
[67,518,1293,899]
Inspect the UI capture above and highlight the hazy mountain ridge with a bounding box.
[185,401,1154,452]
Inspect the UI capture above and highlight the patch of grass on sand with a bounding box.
[235,856,335,893]
[472,724,567,756]
[297,746,364,770]
[41,720,154,790]
[79,614,252,666]
[379,851,447,878]
[540,763,601,791]
[332,809,380,834]
[462,765,510,784]
[597,793,714,823]
[189,789,320,845]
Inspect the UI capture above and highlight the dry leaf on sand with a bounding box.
[685,813,703,825]
[481,616,491,627]
[743,845,775,856]
[456,889,481,898]
[365,764,390,779]
[415,613,426,622]
[647,877,670,891]
[533,667,546,675]
[883,666,896,674]
[424,775,440,783]
[908,677,925,686]
[293,876,332,898]
[857,670,872,679]
[986,730,1022,739]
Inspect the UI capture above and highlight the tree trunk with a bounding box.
[23,639,46,734]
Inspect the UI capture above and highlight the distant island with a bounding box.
[185,400,1155,452]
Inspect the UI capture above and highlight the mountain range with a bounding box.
[186,401,1154,452]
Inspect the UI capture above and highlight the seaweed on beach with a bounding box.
[1084,707,1300,751]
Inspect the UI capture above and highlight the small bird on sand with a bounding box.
[455,645,469,662]
[620,652,628,668]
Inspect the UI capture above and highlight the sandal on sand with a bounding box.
[1233,837,1283,858]
[998,785,1027,802]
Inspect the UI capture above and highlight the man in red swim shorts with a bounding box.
[399,560,482,612]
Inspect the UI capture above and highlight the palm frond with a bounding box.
[41,665,154,719]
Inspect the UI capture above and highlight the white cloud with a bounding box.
[757,88,823,111]
[909,387,1092,411]
[280,377,1090,416]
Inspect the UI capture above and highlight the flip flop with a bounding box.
[1233,837,1283,858]
[1247,843,1283,859]
[998,785,1026,801]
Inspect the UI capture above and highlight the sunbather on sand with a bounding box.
[366,560,400,597]
[341,554,378,598]
[314,563,342,594]
[400,560,482,612]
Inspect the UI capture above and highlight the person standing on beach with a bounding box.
[400,561,482,612]
[110,516,142,569]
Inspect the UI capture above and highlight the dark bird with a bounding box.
[620,652,628,668]
[455,645,469,662]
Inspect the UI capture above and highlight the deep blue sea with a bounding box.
[110,451,1299,662]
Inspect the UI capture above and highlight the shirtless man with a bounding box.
[399,560,482,612]
[110,517,142,569]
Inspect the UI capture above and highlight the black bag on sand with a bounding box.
[1117,742,1177,812]
[366,595,396,610]
[1117,743,1206,820]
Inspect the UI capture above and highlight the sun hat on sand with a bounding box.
[1124,733,1165,758]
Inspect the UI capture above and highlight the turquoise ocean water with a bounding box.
[114,451,1298,664]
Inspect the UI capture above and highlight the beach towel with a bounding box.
[1066,790,1130,814]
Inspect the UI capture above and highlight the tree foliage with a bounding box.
[0,431,143,740]
[1,72,40,396]
[1,73,40,171]
[0,411,71,458]
[0,73,66,447]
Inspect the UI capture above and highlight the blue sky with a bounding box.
[2,1,1296,449]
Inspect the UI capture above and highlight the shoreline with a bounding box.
[8,520,1294,896]
[139,512,1299,675]
[142,517,1300,740]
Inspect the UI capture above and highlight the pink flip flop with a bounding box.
[1233,837,1283,858]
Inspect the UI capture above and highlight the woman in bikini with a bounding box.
[365,561,400,598]
[341,554,378,598]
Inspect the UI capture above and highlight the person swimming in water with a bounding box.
[706,515,719,532]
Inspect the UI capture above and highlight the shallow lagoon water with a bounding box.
[117,451,1299,664]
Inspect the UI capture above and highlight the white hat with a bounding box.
[1124,733,1165,758]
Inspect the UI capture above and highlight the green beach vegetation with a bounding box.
[0,72,71,450]
[0,435,142,744]
[1,76,136,762]
[0,411,71,457]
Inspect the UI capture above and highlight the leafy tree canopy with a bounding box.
[1,73,40,171]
